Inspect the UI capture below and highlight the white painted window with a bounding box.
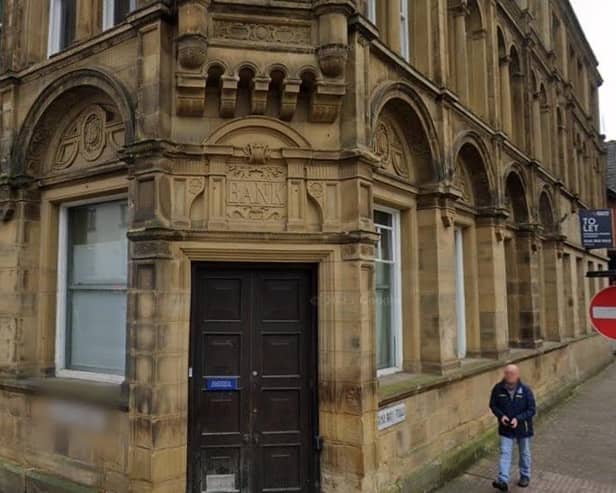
[103,0,136,30]
[454,227,467,359]
[366,0,376,23]
[400,0,410,61]
[374,207,402,375]
[55,197,128,383]
[48,0,76,57]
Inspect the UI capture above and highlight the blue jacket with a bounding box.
[489,380,536,438]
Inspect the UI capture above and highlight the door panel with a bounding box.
[189,265,317,493]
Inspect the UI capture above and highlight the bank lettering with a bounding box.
[228,180,286,207]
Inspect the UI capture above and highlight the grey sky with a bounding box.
[570,0,615,140]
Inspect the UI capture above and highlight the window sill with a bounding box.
[0,376,128,411]
[377,338,588,407]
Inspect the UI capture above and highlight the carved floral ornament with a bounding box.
[372,120,408,177]
[212,18,312,46]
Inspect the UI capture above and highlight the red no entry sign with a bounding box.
[589,286,616,340]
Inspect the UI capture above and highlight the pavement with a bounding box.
[434,361,616,493]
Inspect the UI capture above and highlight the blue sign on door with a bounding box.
[580,209,614,249]
[205,377,239,391]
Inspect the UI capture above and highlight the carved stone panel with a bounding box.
[373,119,408,178]
[52,103,125,173]
[212,17,312,47]
[226,163,287,222]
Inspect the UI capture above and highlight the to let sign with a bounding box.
[589,287,616,340]
[579,209,614,249]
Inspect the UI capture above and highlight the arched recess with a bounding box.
[451,134,497,360]
[504,169,529,224]
[370,81,442,186]
[503,169,542,347]
[467,0,488,117]
[453,133,495,209]
[12,68,134,177]
[509,46,525,149]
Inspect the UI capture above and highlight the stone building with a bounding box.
[0,0,611,492]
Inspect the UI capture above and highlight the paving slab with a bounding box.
[434,362,616,493]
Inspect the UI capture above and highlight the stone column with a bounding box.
[499,56,512,135]
[512,230,542,348]
[452,7,469,102]
[541,239,564,341]
[320,246,378,493]
[0,178,40,377]
[416,193,459,373]
[127,240,190,492]
[475,216,509,358]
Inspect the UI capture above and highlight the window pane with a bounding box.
[374,210,392,227]
[376,226,393,261]
[65,200,127,376]
[60,0,76,49]
[376,285,393,370]
[68,290,126,374]
[69,201,128,286]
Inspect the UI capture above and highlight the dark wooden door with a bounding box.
[189,264,318,493]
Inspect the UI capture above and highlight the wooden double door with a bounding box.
[189,264,319,493]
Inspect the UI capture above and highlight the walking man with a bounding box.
[489,364,536,491]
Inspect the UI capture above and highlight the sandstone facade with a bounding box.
[0,1,612,492]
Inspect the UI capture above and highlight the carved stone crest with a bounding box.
[243,144,271,165]
[373,120,407,177]
[81,105,106,162]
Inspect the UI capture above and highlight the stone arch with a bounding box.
[538,189,556,234]
[205,115,311,149]
[504,168,529,224]
[453,132,495,208]
[370,81,442,185]
[12,68,134,177]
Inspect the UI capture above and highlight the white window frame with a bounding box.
[47,0,63,57]
[103,0,136,30]
[374,206,403,377]
[366,0,376,23]
[55,194,128,384]
[454,227,467,359]
[400,0,410,61]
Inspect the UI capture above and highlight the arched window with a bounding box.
[509,47,525,149]
[497,28,512,135]
[467,0,488,116]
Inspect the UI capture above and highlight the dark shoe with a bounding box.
[518,476,530,488]
[492,480,509,491]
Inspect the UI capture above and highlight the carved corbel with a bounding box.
[314,2,351,78]
[0,200,15,223]
[176,72,207,116]
[309,81,346,123]
[220,75,239,118]
[175,1,210,116]
[280,78,302,121]
[251,76,271,115]
[316,44,348,78]
[441,207,457,228]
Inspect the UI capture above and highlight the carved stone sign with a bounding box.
[226,164,287,221]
